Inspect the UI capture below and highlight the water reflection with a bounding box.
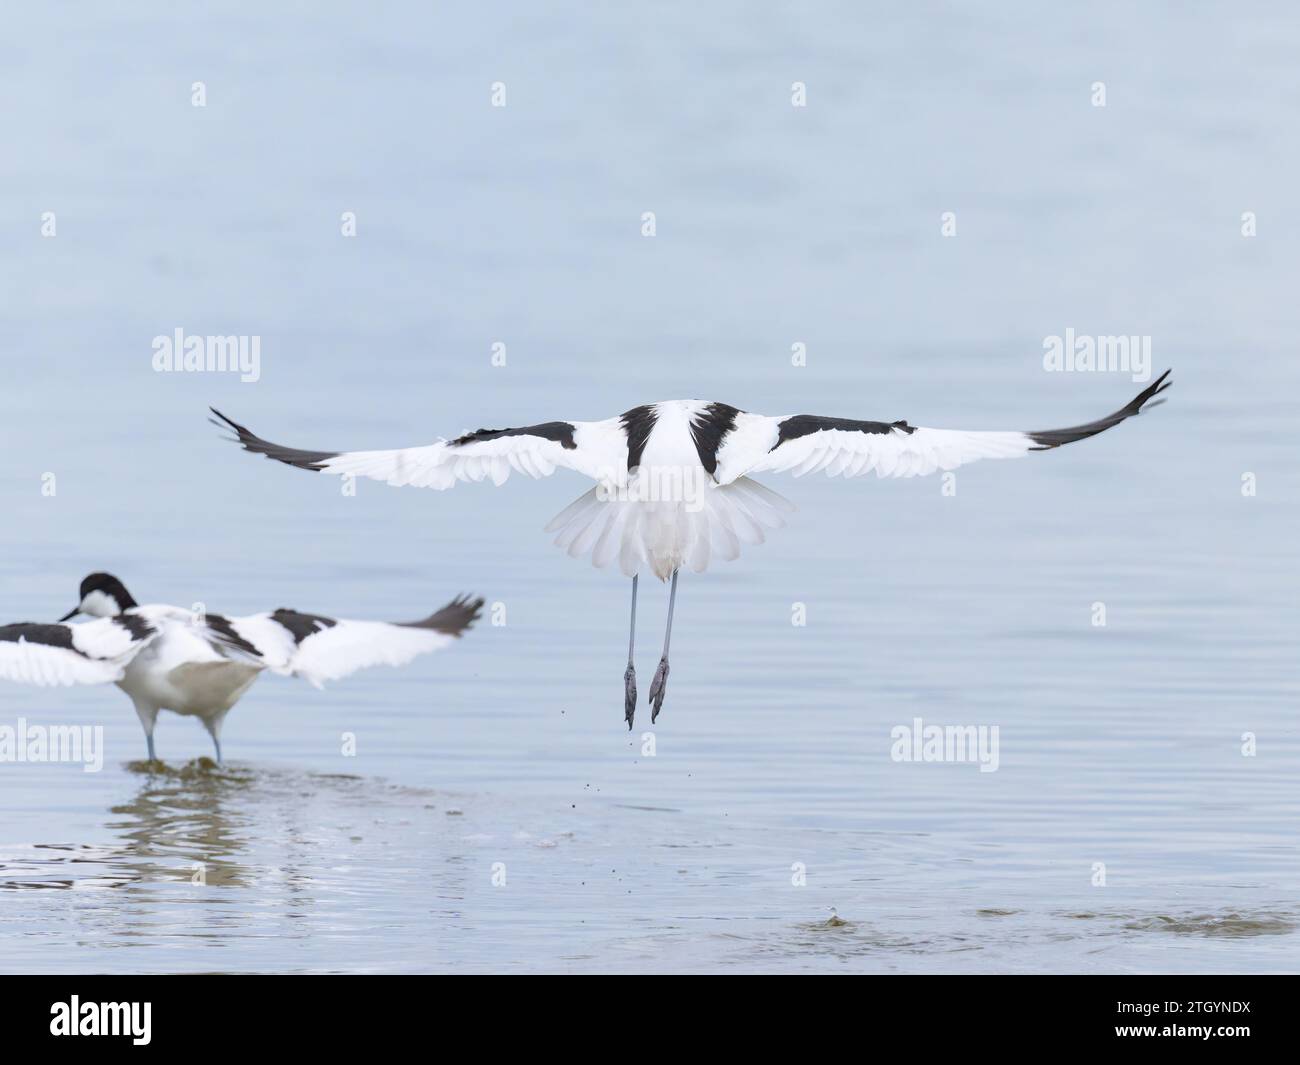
[108,759,258,888]
[0,761,491,968]
[0,842,136,892]
[0,760,259,892]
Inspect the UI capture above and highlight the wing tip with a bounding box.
[1027,368,1172,450]
[403,594,486,637]
[209,407,340,471]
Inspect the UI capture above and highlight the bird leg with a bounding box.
[203,714,226,766]
[624,574,638,729]
[132,698,160,763]
[648,568,678,723]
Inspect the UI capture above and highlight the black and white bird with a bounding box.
[212,370,1171,728]
[0,573,483,763]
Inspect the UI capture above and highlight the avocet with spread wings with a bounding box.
[213,370,1171,727]
[0,573,483,763]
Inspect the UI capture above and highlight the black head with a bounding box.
[60,572,138,620]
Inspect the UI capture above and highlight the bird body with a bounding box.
[116,608,261,736]
[213,372,1172,725]
[0,574,483,762]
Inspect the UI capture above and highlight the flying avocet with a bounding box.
[212,370,1171,728]
[0,573,483,763]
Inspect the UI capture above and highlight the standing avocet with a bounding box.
[213,370,1170,727]
[0,572,483,762]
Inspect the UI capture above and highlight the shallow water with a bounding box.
[2,2,1298,973]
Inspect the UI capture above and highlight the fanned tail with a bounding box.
[545,477,795,579]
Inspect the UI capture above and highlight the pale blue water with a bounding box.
[1,2,1298,973]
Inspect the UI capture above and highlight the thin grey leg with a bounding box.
[648,568,678,723]
[624,574,638,730]
[211,735,223,766]
[132,698,159,763]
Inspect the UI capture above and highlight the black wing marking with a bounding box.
[269,608,338,644]
[205,613,265,658]
[771,414,916,451]
[113,614,154,641]
[0,623,79,652]
[1027,370,1172,449]
[620,405,658,471]
[451,423,577,449]
[210,408,340,471]
[0,617,157,657]
[0,616,158,686]
[398,595,485,637]
[690,403,742,475]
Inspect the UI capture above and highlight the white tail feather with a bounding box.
[545,477,794,580]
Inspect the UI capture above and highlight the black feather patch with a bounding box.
[401,594,485,637]
[113,614,154,641]
[210,408,340,471]
[1027,370,1172,449]
[269,609,338,645]
[620,405,657,471]
[771,414,914,450]
[690,402,742,476]
[206,614,263,657]
[0,623,80,652]
[451,423,577,449]
[0,618,153,658]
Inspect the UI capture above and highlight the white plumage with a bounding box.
[215,375,1170,582]
[214,373,1171,726]
[543,478,794,578]
[0,618,141,687]
[722,419,1034,481]
[0,574,483,762]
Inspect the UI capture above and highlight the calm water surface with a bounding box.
[1,3,1297,973]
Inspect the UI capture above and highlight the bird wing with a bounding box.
[207,595,484,689]
[211,408,629,489]
[714,371,1171,484]
[0,616,159,687]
